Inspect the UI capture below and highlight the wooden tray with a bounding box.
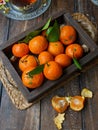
[0,11,98,103]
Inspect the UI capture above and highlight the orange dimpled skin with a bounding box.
[12,43,29,58]
[22,67,44,89]
[29,35,48,54]
[65,43,84,59]
[38,51,54,65]
[48,41,64,56]
[60,25,77,45]
[19,55,38,72]
[43,61,63,80]
[55,54,72,68]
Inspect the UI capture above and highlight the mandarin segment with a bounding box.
[43,61,63,80]
[81,88,93,98]
[70,96,85,111]
[29,35,48,54]
[52,96,69,113]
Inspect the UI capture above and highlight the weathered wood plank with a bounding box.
[0,88,40,130]
[63,78,83,130]
[0,14,10,45]
[79,65,98,130]
[0,82,3,106]
[40,77,83,130]
[0,6,41,130]
[0,13,10,109]
[64,0,76,13]
[82,0,98,24]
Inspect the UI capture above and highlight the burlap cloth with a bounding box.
[0,13,98,110]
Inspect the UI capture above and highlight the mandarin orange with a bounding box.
[43,61,63,80]
[19,54,38,72]
[55,54,72,68]
[12,43,29,58]
[60,25,77,45]
[65,43,84,59]
[38,51,54,65]
[48,41,64,56]
[29,35,48,54]
[22,67,44,89]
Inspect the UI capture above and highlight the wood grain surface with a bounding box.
[0,0,98,130]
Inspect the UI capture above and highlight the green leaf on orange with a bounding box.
[42,18,51,30]
[28,64,44,77]
[19,30,41,43]
[19,18,51,43]
[47,20,60,42]
[46,26,53,36]
[73,58,82,70]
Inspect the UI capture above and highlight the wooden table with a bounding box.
[0,0,98,130]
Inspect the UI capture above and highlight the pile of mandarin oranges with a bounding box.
[12,23,84,89]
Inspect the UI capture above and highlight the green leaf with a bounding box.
[28,64,44,77]
[42,18,51,30]
[46,26,53,36]
[19,30,41,43]
[19,18,51,43]
[47,20,60,42]
[73,58,82,70]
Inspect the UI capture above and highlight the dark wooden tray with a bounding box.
[0,11,98,103]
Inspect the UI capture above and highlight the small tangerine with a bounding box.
[43,61,63,80]
[65,43,84,59]
[48,41,64,56]
[19,54,38,72]
[22,67,44,89]
[60,25,77,45]
[29,35,48,54]
[38,51,54,65]
[55,54,72,68]
[12,43,29,58]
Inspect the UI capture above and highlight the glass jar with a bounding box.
[9,0,41,12]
